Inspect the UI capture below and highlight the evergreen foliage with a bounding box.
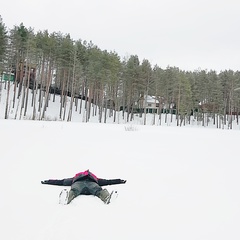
[1,17,240,128]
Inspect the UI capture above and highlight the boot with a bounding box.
[67,190,76,204]
[97,189,111,204]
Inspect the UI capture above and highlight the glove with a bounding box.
[41,180,49,184]
[120,179,127,184]
[41,179,65,185]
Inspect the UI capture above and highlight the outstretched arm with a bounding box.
[41,178,73,186]
[98,178,126,186]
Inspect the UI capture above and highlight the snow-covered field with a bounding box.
[0,83,240,240]
[0,120,240,240]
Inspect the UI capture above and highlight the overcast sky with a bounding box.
[1,0,240,72]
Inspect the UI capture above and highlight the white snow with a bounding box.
[0,83,240,240]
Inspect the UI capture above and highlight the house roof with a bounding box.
[145,95,159,103]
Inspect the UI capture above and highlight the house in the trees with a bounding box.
[121,95,177,114]
[140,95,159,113]
[139,95,177,114]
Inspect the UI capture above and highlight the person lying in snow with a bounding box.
[41,170,126,204]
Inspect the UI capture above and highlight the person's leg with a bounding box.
[67,189,76,204]
[97,189,111,204]
[68,181,111,204]
[87,181,111,204]
[67,181,86,204]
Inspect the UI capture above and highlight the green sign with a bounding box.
[1,73,15,82]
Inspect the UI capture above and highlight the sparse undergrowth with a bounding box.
[124,124,138,131]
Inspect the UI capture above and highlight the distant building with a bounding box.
[141,95,159,113]
[129,95,159,114]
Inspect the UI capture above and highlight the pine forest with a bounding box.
[0,16,240,129]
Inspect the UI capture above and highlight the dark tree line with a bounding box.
[0,17,240,128]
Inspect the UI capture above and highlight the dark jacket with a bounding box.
[41,170,126,186]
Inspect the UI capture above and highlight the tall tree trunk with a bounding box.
[177,82,181,126]
[17,61,25,99]
[32,77,38,120]
[98,89,104,123]
[24,62,32,117]
[68,47,77,122]
[67,78,76,122]
[38,57,45,114]
[59,69,66,119]
[86,86,93,122]
[104,94,107,123]
[79,77,85,115]
[63,69,70,121]
[4,79,11,119]
[12,57,20,109]
[19,62,29,120]
[41,60,52,120]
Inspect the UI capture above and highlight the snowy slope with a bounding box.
[0,120,240,240]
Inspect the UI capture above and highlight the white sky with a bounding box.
[1,0,240,72]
